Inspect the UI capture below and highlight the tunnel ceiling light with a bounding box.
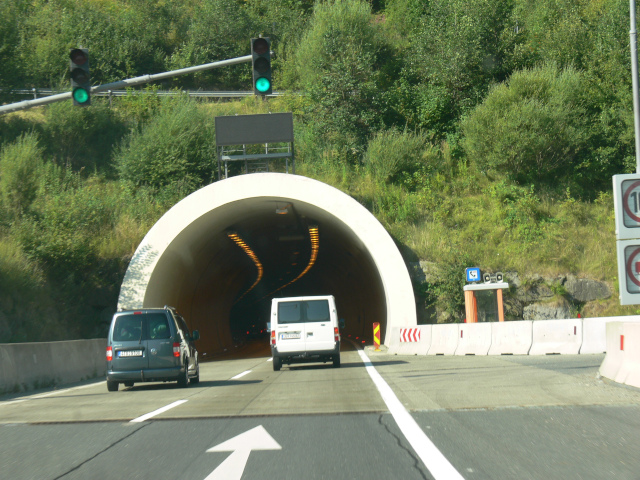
[275,202,291,215]
[228,232,264,303]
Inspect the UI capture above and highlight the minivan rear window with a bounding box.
[113,315,143,341]
[148,313,171,339]
[112,312,171,341]
[278,300,330,324]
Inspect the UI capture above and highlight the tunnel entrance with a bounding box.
[118,173,416,356]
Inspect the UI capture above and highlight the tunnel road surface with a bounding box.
[1,343,640,480]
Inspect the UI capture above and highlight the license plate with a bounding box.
[118,350,143,357]
[281,333,301,339]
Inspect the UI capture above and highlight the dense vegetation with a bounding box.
[0,0,638,342]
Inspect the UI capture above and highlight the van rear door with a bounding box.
[275,300,306,354]
[146,312,175,370]
[110,313,147,372]
[303,299,334,351]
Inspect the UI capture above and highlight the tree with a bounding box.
[292,0,394,160]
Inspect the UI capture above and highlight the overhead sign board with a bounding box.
[613,174,640,239]
[616,239,640,304]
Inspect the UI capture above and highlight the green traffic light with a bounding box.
[255,77,271,94]
[72,87,89,104]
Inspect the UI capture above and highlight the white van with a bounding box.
[270,295,342,371]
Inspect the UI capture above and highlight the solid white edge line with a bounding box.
[231,370,251,380]
[130,399,188,423]
[357,349,465,480]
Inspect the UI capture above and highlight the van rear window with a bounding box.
[278,300,330,324]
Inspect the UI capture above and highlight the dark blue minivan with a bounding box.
[106,306,200,392]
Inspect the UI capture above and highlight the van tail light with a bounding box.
[334,327,340,342]
[271,330,276,346]
[173,343,180,357]
[106,346,113,362]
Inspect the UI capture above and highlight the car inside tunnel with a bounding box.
[118,173,416,358]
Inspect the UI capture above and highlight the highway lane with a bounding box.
[1,342,640,479]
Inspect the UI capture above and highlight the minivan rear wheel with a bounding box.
[273,356,281,371]
[107,380,119,392]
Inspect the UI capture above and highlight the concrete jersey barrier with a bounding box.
[455,323,491,355]
[428,324,459,355]
[529,319,583,355]
[488,321,532,355]
[581,316,640,354]
[599,322,640,389]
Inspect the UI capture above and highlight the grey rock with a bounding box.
[564,275,611,302]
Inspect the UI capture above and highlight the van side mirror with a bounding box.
[339,318,345,330]
[191,330,200,341]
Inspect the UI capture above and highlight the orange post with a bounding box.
[497,288,505,322]
[373,322,381,351]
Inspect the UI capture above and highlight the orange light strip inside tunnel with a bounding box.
[228,232,263,303]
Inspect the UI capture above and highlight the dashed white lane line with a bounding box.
[231,370,252,380]
[130,399,188,423]
[357,348,465,480]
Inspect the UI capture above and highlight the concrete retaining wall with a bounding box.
[0,339,106,395]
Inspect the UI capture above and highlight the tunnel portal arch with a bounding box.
[118,173,416,355]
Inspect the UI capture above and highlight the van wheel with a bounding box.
[107,381,119,392]
[177,363,189,388]
[333,354,341,368]
[273,356,281,371]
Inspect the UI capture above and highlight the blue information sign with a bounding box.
[466,267,481,283]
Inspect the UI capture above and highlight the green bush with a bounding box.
[114,97,217,192]
[0,132,44,222]
[41,100,127,175]
[462,64,591,187]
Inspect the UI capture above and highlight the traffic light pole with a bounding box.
[0,54,253,115]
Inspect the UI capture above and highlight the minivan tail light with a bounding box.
[106,346,113,362]
[271,330,276,346]
[334,327,340,342]
[173,342,180,357]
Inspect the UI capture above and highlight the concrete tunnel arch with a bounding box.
[117,173,416,356]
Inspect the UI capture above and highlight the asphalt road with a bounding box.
[1,341,639,480]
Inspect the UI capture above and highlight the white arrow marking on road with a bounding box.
[205,425,281,480]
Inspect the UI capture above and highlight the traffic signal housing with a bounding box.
[69,48,90,106]
[251,38,272,96]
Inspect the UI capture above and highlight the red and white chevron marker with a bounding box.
[400,328,421,342]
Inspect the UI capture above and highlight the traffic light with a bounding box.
[251,37,272,96]
[69,48,90,106]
